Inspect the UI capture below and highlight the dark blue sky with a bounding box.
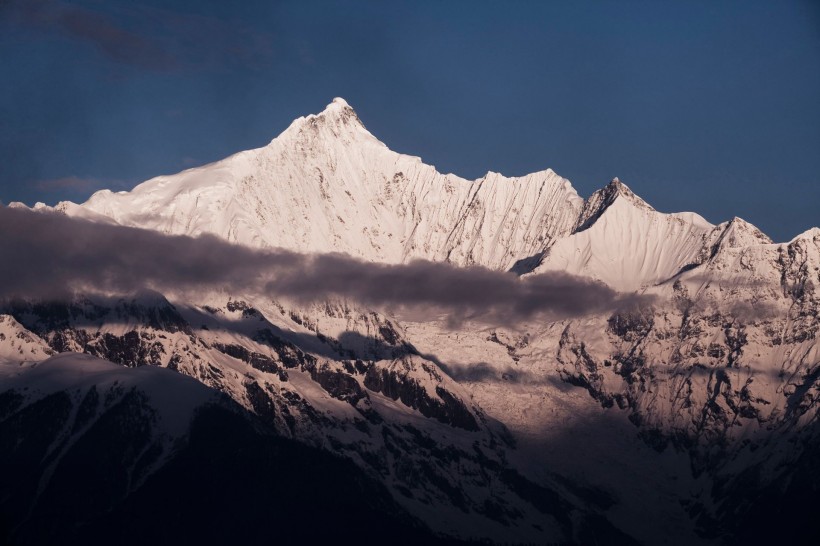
[1,0,818,241]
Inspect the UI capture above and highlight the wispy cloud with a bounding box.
[57,5,175,70]
[32,176,129,195]
[179,157,199,168]
[3,0,275,72]
[5,0,175,70]
[0,207,651,326]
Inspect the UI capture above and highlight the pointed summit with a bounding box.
[703,217,773,259]
[574,177,653,232]
[273,97,374,147]
[603,177,649,206]
[694,216,774,266]
[724,217,772,245]
[317,96,359,123]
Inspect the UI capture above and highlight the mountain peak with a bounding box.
[705,217,773,256]
[319,96,357,119]
[790,226,820,244]
[726,216,769,236]
[574,177,653,232]
[606,177,652,209]
[605,177,643,202]
[273,97,373,147]
[723,217,772,244]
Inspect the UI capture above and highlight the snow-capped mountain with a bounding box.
[46,98,583,271]
[4,98,820,545]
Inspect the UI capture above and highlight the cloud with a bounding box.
[56,5,175,70]
[268,252,649,326]
[32,176,126,193]
[4,0,175,70]
[179,157,199,168]
[0,207,650,326]
[3,0,275,72]
[676,274,783,322]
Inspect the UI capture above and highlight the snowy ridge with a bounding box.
[51,98,583,271]
[42,98,813,289]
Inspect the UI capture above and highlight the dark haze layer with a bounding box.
[0,206,647,325]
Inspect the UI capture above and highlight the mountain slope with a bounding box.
[0,353,464,546]
[0,301,640,545]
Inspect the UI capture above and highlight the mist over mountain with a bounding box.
[2,99,819,545]
[0,206,648,325]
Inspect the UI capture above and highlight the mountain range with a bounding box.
[2,98,819,545]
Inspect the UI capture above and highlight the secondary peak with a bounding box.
[574,177,654,232]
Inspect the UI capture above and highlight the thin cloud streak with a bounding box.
[3,0,275,72]
[0,207,649,326]
[5,0,175,70]
[32,176,127,194]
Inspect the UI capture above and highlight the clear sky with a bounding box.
[1,0,818,242]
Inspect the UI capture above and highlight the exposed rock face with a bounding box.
[364,356,480,431]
